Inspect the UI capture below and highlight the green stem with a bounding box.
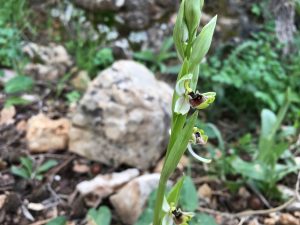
[153,175,168,225]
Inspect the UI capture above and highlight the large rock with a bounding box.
[69,60,172,169]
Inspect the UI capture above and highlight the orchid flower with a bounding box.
[187,127,212,163]
[174,74,216,115]
[162,197,194,225]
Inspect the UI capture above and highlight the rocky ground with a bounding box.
[1,0,300,225]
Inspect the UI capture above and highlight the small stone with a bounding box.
[238,187,251,198]
[279,213,300,225]
[71,71,91,91]
[264,218,277,225]
[198,183,212,199]
[76,168,139,198]
[72,161,90,174]
[110,173,161,225]
[0,106,16,126]
[26,114,70,153]
[16,120,27,132]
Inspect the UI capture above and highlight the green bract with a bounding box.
[153,1,217,224]
[190,15,217,70]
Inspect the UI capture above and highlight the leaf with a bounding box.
[260,109,277,139]
[179,176,198,211]
[190,15,217,70]
[46,216,67,225]
[5,96,31,107]
[133,51,155,63]
[230,156,267,181]
[4,75,34,94]
[20,157,33,175]
[205,123,224,151]
[167,176,185,205]
[87,206,111,225]
[190,213,218,225]
[11,166,30,179]
[36,160,58,175]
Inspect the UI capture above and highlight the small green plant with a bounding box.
[93,47,114,70]
[133,37,179,74]
[46,216,67,225]
[152,0,217,224]
[65,90,81,104]
[87,206,112,225]
[11,157,58,180]
[224,90,300,198]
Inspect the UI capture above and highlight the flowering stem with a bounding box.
[153,176,167,225]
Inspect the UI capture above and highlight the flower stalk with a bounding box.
[152,0,217,225]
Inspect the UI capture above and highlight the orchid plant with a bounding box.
[152,0,217,225]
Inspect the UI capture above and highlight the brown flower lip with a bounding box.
[188,92,206,108]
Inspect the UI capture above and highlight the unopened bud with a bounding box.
[184,0,203,36]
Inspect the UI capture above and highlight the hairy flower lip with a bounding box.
[188,92,206,108]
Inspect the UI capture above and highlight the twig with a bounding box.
[247,182,271,209]
[28,218,51,225]
[296,170,300,201]
[237,217,247,225]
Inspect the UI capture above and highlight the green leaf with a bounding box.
[36,160,58,175]
[87,206,111,225]
[190,15,217,70]
[190,213,218,225]
[230,156,267,181]
[46,216,67,225]
[20,157,33,175]
[260,109,277,139]
[205,123,224,151]
[4,75,34,94]
[5,96,32,107]
[65,91,81,104]
[133,51,155,63]
[179,176,198,211]
[167,176,185,205]
[11,166,30,179]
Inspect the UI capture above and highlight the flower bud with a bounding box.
[173,0,188,60]
[184,0,203,36]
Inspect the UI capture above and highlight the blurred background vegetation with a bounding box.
[1,0,300,225]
